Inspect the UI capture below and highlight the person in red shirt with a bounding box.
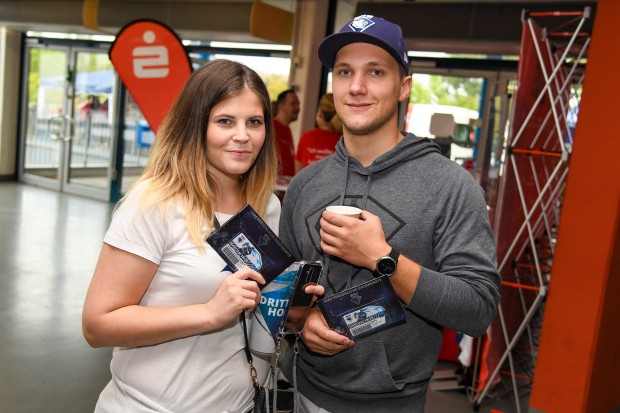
[273,89,300,178]
[295,93,342,173]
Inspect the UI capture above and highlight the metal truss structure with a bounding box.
[471,8,592,413]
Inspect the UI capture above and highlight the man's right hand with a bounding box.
[301,308,355,355]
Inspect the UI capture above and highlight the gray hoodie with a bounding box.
[279,132,500,412]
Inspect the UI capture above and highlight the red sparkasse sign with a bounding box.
[110,20,192,133]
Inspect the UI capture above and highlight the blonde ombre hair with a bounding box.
[129,59,277,250]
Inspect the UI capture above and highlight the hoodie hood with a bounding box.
[333,132,440,208]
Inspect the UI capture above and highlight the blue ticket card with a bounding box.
[317,276,406,339]
[206,204,295,288]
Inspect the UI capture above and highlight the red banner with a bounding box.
[110,20,192,132]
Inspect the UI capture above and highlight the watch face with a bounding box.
[377,257,396,276]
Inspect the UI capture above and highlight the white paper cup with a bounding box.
[326,205,362,218]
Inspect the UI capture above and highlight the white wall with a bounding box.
[288,0,330,145]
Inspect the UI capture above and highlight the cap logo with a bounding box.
[349,15,375,32]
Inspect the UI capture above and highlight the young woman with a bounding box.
[82,59,279,413]
[294,93,343,173]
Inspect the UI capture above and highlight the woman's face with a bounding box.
[206,88,266,183]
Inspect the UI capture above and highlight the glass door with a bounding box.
[65,48,115,198]
[20,46,67,187]
[19,44,117,201]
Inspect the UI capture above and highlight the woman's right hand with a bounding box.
[204,267,265,329]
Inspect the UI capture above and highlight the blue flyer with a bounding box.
[256,265,299,340]
[249,263,300,354]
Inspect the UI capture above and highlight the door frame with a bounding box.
[18,39,119,201]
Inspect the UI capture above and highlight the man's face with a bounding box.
[331,42,411,137]
[279,92,300,124]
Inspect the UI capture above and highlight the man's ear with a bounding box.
[399,76,413,102]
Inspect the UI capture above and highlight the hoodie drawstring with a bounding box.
[361,174,372,210]
[338,155,350,206]
[328,154,375,290]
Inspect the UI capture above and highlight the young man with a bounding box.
[273,89,301,178]
[279,15,501,413]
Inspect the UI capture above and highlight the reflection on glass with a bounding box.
[23,49,67,180]
[485,90,513,217]
[68,51,114,189]
[406,74,483,165]
[121,92,151,193]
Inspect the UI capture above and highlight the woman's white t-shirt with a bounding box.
[97,186,281,413]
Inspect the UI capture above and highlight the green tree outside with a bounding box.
[263,73,289,103]
[410,74,482,111]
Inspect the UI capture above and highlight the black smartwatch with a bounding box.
[374,248,400,278]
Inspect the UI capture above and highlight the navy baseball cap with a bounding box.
[318,15,409,75]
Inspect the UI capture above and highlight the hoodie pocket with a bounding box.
[305,339,399,394]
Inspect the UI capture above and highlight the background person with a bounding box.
[82,59,279,413]
[78,94,99,119]
[295,93,342,173]
[273,88,300,179]
[278,15,500,413]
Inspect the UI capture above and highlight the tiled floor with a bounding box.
[0,182,522,413]
[0,182,114,412]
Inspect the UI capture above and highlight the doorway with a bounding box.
[19,43,117,201]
